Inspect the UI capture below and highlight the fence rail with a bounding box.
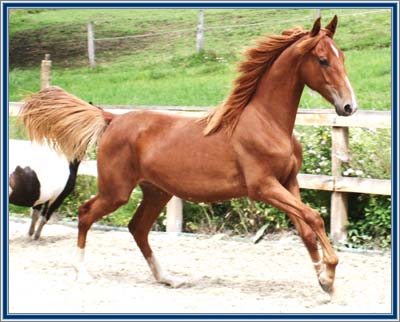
[9,102,391,129]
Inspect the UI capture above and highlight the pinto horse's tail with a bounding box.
[19,86,114,162]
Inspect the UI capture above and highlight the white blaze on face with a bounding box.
[330,43,339,58]
[345,75,358,108]
[329,43,357,111]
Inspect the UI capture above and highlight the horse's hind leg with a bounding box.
[28,205,41,237]
[32,202,49,240]
[74,192,132,281]
[75,167,137,281]
[128,183,185,288]
[35,172,79,240]
[33,215,47,240]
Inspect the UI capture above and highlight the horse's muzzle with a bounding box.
[335,103,358,116]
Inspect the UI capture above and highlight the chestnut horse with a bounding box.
[20,16,357,295]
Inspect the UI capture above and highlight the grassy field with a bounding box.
[9,8,391,110]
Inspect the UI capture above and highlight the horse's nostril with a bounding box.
[344,104,352,114]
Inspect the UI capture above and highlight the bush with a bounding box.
[296,125,332,175]
[345,128,391,179]
[184,199,289,235]
[58,175,97,220]
[347,194,391,248]
[9,204,30,216]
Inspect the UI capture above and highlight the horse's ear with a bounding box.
[310,17,321,37]
[325,15,338,37]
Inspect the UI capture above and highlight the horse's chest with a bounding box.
[266,152,296,180]
[252,143,298,184]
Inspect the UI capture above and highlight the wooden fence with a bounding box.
[9,102,391,243]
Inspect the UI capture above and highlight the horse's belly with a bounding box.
[171,178,246,203]
[140,160,246,203]
[147,178,246,203]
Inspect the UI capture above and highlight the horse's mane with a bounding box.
[203,27,325,136]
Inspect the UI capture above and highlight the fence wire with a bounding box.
[9,9,391,67]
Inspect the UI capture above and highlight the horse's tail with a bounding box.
[19,86,114,162]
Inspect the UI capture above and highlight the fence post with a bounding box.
[40,54,51,89]
[330,126,350,244]
[166,196,183,233]
[87,21,96,67]
[196,9,204,53]
[316,9,321,18]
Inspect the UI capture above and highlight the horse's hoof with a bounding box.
[318,279,334,294]
[318,272,334,295]
[159,275,187,288]
[329,287,338,302]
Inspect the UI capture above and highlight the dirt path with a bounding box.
[8,218,392,315]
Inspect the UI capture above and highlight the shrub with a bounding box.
[345,128,391,179]
[296,125,332,175]
[58,175,97,220]
[347,194,391,248]
[9,204,30,216]
[184,199,289,235]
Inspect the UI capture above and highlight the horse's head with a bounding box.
[299,16,357,116]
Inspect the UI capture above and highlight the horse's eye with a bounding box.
[318,58,329,67]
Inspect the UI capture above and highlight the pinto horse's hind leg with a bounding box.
[128,183,185,288]
[28,206,41,237]
[33,215,47,240]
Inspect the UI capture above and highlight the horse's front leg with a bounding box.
[285,177,324,275]
[249,179,338,295]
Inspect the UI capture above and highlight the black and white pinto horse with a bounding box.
[9,139,80,239]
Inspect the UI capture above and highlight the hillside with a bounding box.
[9,8,391,110]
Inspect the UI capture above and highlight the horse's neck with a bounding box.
[248,49,305,136]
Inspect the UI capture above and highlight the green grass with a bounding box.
[9,116,28,140]
[9,8,392,110]
[9,46,391,109]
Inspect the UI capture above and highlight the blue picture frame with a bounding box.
[1,1,398,321]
